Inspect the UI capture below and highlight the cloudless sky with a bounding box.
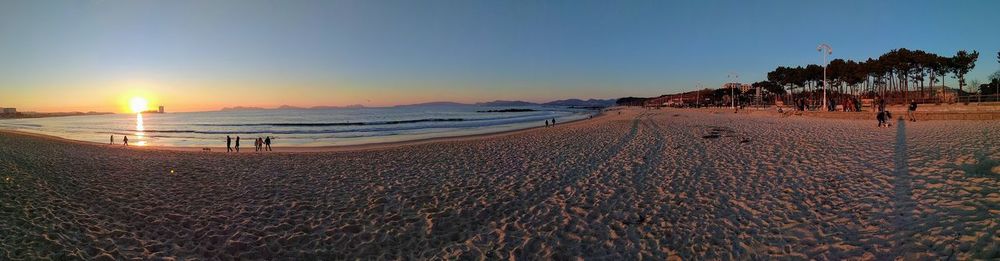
[1,0,999,112]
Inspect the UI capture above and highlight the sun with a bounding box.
[129,97,149,113]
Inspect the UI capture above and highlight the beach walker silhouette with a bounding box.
[235,136,240,152]
[123,136,128,146]
[265,136,272,151]
[226,135,233,152]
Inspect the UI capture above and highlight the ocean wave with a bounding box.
[190,118,466,127]
[115,113,573,136]
[0,123,43,128]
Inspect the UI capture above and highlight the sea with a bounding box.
[0,105,596,147]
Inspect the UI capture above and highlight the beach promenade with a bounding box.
[1,108,998,259]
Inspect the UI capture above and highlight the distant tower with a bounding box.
[158,106,164,113]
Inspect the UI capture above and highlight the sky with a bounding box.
[1,0,999,112]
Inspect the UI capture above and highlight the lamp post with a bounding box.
[728,72,739,109]
[818,43,832,111]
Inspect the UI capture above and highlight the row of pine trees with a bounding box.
[756,49,998,104]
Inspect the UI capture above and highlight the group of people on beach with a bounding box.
[110,135,128,146]
[875,98,918,128]
[226,135,271,152]
[840,97,863,112]
[110,134,273,151]
[544,117,556,127]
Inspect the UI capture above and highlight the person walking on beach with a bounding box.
[876,110,886,127]
[110,135,114,145]
[545,120,549,127]
[235,136,241,152]
[226,135,233,152]
[265,136,271,151]
[907,100,917,122]
[551,118,556,125]
[253,137,259,152]
[123,136,128,146]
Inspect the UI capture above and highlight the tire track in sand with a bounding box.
[434,111,645,257]
[530,111,665,258]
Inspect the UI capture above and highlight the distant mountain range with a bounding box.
[221,104,366,111]
[395,99,617,108]
[475,100,538,106]
[391,101,467,108]
[542,98,617,107]
[220,98,615,111]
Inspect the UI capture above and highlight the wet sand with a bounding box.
[1,108,998,259]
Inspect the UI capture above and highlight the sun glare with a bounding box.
[129,97,149,113]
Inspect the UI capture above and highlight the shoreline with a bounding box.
[0,110,605,153]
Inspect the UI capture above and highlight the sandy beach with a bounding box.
[2,107,998,259]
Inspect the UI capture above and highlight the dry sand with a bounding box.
[1,107,998,259]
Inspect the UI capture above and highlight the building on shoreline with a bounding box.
[1,108,15,114]
[143,106,165,114]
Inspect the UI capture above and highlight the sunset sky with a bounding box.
[1,0,999,112]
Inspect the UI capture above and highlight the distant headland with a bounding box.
[220,98,616,111]
[0,111,114,120]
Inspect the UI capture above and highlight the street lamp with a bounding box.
[818,43,832,111]
[728,72,739,109]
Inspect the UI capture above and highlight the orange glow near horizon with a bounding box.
[0,75,626,113]
[3,78,620,113]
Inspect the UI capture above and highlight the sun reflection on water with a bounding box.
[135,113,147,146]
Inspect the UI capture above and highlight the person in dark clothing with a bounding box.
[265,136,271,151]
[545,120,549,127]
[110,135,114,145]
[907,100,917,122]
[227,135,233,152]
[876,111,886,127]
[235,136,241,152]
[123,136,129,146]
[551,118,556,125]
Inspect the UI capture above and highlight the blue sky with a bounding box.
[1,0,998,111]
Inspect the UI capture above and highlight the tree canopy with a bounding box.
[763,48,980,103]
